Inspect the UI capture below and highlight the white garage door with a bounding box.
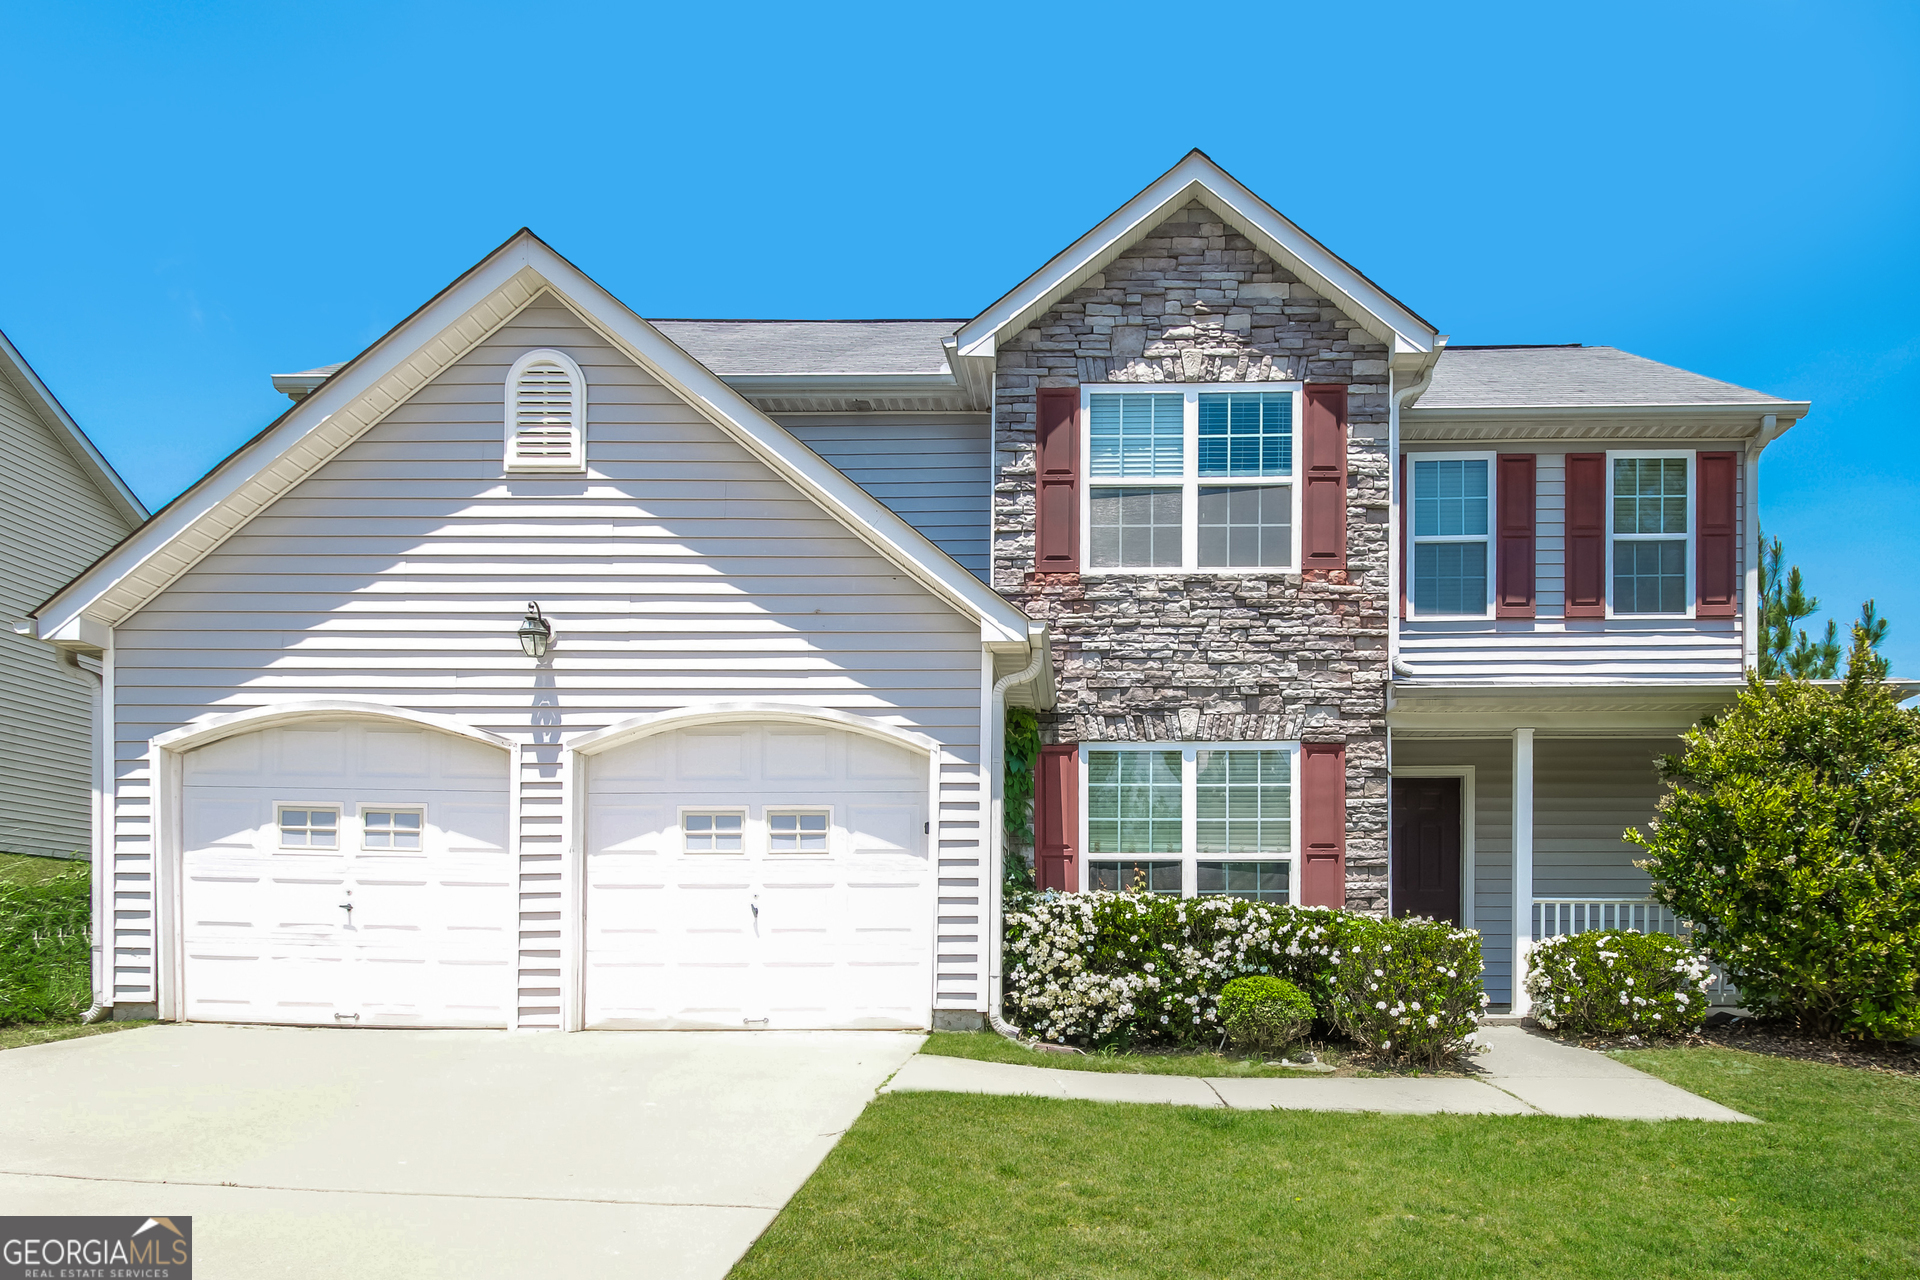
[584,721,931,1030]
[179,718,512,1028]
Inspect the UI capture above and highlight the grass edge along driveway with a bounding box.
[730,1048,1919,1279]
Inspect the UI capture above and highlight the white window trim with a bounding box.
[1605,449,1695,620]
[678,805,749,856]
[1406,450,1496,620]
[764,805,835,857]
[274,802,342,853]
[1079,383,1303,575]
[1075,741,1302,902]
[505,348,587,474]
[359,805,428,854]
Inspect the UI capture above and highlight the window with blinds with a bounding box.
[505,349,586,471]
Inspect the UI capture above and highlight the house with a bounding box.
[30,151,1799,1027]
[0,328,145,860]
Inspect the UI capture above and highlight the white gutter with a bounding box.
[1743,413,1779,671]
[985,628,1047,1043]
[56,646,111,1022]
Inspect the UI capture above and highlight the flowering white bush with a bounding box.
[1002,892,1376,1047]
[1524,929,1712,1036]
[1328,917,1488,1067]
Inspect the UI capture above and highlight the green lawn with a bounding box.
[0,1020,153,1052]
[733,1049,1919,1278]
[921,1030,1346,1078]
[0,851,86,886]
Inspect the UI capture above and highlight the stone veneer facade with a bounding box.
[993,202,1392,911]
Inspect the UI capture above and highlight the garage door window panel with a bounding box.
[362,808,424,851]
[768,809,831,853]
[683,810,746,853]
[278,806,340,849]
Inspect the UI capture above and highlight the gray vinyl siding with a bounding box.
[1532,737,1674,901]
[0,370,137,857]
[1401,444,1747,681]
[777,415,989,580]
[1393,738,1513,1006]
[108,293,988,1022]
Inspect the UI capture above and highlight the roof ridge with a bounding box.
[650,317,968,324]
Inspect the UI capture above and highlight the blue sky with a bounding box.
[2,2,1915,671]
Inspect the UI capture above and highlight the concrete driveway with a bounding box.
[0,1023,921,1278]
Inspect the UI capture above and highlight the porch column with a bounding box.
[1511,727,1535,1016]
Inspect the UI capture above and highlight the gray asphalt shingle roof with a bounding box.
[650,319,962,377]
[1420,345,1791,409]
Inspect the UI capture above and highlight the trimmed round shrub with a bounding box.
[1217,975,1314,1054]
[1329,916,1487,1067]
[1524,930,1711,1036]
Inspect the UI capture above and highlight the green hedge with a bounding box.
[1217,975,1314,1055]
[1003,891,1489,1062]
[0,866,92,1025]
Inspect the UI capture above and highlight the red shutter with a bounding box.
[1299,742,1346,908]
[1696,451,1738,618]
[1035,744,1079,892]
[1397,453,1408,619]
[1564,452,1606,618]
[1495,453,1536,618]
[1034,388,1080,570]
[1301,385,1347,571]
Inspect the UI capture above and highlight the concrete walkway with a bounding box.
[883,1026,1755,1122]
[0,1023,923,1279]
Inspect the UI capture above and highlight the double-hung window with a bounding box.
[1610,453,1692,615]
[1084,386,1298,572]
[1082,743,1298,900]
[1409,454,1492,617]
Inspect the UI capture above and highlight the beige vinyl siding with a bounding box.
[1393,738,1513,1006]
[108,293,988,1022]
[0,370,137,857]
[1532,737,1672,901]
[777,415,990,580]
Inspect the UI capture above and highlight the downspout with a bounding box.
[1388,355,1440,680]
[986,631,1046,1044]
[59,648,110,1023]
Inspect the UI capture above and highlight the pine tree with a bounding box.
[1758,531,1888,679]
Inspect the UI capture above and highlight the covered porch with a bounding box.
[1386,684,1744,1012]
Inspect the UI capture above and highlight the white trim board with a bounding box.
[34,231,1035,650]
[952,150,1441,368]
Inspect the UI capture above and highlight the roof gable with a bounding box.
[951,150,1441,370]
[0,328,146,526]
[36,232,1031,646]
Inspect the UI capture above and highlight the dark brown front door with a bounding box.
[1392,778,1461,923]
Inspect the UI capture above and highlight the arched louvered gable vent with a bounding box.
[505,349,586,471]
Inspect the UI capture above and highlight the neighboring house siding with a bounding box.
[1531,737,1670,901]
[995,200,1393,910]
[778,414,990,580]
[1392,737,1513,1006]
[106,293,988,1021]
[0,369,134,856]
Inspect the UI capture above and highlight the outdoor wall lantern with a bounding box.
[516,602,553,658]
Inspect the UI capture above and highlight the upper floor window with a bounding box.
[1409,455,1492,617]
[1083,387,1298,573]
[1611,455,1691,615]
[505,349,586,472]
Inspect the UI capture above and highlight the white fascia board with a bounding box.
[533,251,1034,645]
[952,151,1440,362]
[0,328,147,525]
[38,232,1034,650]
[719,372,962,395]
[1406,402,1810,422]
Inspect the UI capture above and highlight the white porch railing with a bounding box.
[1531,897,1741,1007]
